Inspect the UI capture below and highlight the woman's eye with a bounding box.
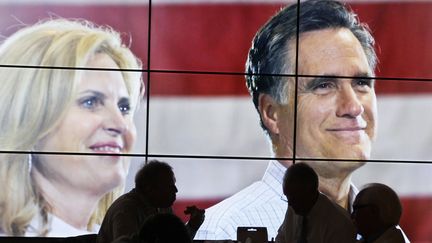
[80,97,102,109]
[118,101,131,115]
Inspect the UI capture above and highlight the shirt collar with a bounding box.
[261,160,286,197]
[261,161,359,210]
[348,184,359,213]
[27,212,95,237]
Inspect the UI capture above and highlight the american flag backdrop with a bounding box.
[0,0,431,242]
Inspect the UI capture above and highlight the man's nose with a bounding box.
[103,107,127,136]
[335,86,364,118]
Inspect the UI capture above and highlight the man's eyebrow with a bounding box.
[303,72,374,90]
[352,72,376,86]
[352,72,373,79]
[304,76,337,90]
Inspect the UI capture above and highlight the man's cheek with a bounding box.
[365,116,377,140]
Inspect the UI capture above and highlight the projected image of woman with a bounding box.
[0,19,142,236]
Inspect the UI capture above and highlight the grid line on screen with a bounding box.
[291,0,300,165]
[1,64,432,83]
[145,0,153,164]
[0,150,431,165]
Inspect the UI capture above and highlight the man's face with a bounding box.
[271,28,377,175]
[351,193,376,237]
[283,181,314,216]
[151,171,178,208]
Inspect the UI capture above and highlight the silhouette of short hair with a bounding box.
[135,160,173,191]
[357,183,402,227]
[138,213,191,243]
[283,163,319,191]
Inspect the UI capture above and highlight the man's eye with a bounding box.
[312,81,336,92]
[356,79,372,87]
[355,79,373,92]
[316,82,333,89]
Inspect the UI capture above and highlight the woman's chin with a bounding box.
[94,174,125,195]
[91,161,128,194]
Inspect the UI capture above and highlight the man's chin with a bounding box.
[296,151,370,163]
[335,160,366,172]
[324,152,368,172]
[300,159,366,179]
[323,145,371,162]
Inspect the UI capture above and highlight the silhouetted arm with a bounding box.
[184,205,205,238]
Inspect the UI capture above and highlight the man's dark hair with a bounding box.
[135,160,173,191]
[356,183,402,227]
[245,0,377,134]
[283,163,319,191]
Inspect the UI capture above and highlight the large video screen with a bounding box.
[0,0,431,242]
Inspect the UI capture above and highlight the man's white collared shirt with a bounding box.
[195,160,359,241]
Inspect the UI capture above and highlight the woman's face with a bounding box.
[34,53,137,194]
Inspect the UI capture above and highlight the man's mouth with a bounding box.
[326,127,367,143]
[326,126,366,132]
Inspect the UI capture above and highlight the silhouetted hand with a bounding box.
[184,205,205,230]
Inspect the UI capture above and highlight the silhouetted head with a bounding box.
[138,213,191,243]
[352,183,402,239]
[135,160,178,208]
[282,163,319,216]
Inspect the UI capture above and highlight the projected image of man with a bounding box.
[196,0,380,240]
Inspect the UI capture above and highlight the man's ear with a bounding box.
[258,93,280,136]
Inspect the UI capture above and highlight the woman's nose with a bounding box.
[103,107,127,136]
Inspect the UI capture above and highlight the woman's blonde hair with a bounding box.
[0,19,142,236]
